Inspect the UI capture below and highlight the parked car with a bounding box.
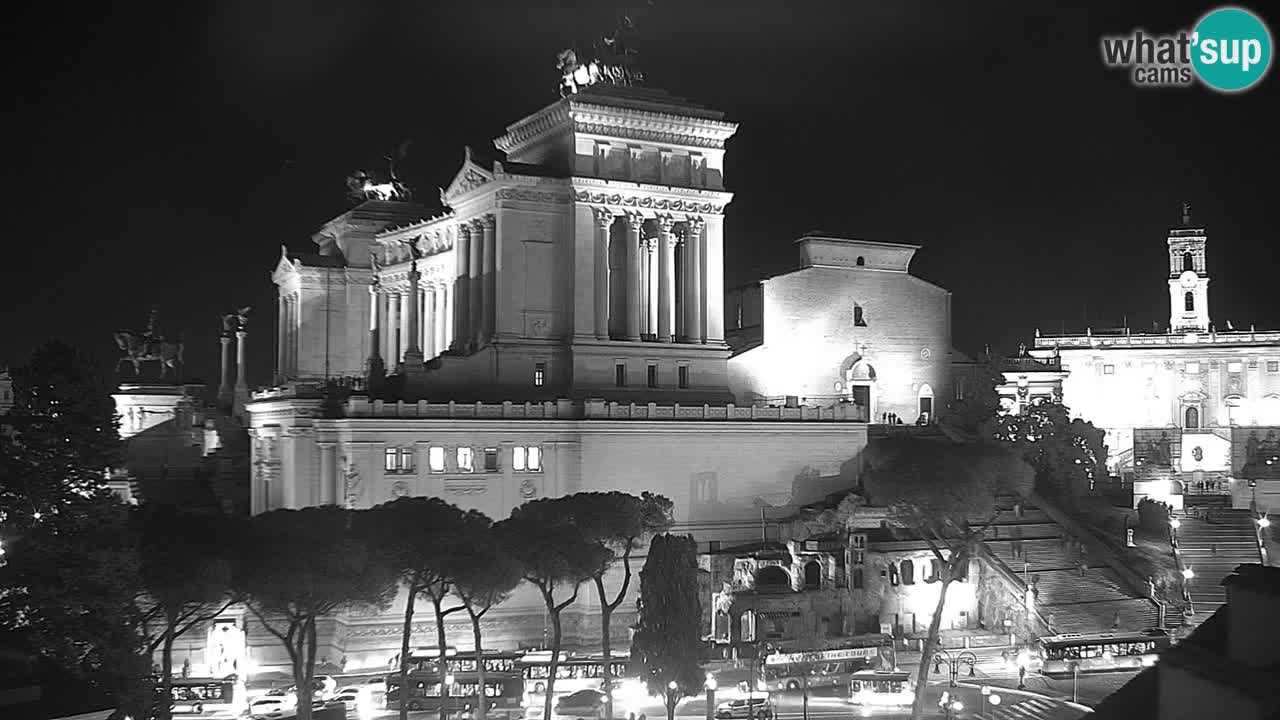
[249,693,296,719]
[333,686,368,712]
[555,689,607,718]
[715,696,774,720]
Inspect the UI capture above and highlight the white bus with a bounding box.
[169,675,249,719]
[847,670,913,709]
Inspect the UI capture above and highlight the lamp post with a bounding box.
[981,686,1003,719]
[930,649,977,688]
[1015,648,1031,690]
[704,674,717,720]
[666,680,679,720]
[443,673,455,720]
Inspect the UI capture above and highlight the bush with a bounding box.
[1137,498,1172,533]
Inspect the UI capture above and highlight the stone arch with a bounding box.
[856,256,866,267]
[1183,251,1194,272]
[755,565,790,589]
[1185,405,1200,429]
[803,560,821,589]
[1224,395,1245,426]
[917,383,935,421]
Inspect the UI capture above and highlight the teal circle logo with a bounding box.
[1192,6,1273,92]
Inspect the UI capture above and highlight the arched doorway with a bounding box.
[206,618,245,677]
[843,358,877,421]
[917,383,935,422]
[1185,405,1200,429]
[803,560,821,589]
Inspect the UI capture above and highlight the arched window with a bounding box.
[856,256,866,267]
[1224,396,1244,426]
[854,304,867,327]
[1183,252,1194,272]
[755,565,790,590]
[1185,406,1200,429]
[804,561,821,589]
[888,564,899,586]
[925,559,941,583]
[1184,292,1194,312]
[900,559,915,585]
[852,568,864,589]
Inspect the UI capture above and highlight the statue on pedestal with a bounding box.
[113,308,184,380]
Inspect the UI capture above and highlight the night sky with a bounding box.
[8,1,1278,391]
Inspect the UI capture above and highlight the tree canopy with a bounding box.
[632,533,703,720]
[995,398,1108,507]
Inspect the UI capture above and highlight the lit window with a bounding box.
[1269,361,1280,373]
[428,446,445,472]
[1186,362,1200,373]
[1103,365,1115,375]
[1227,361,1243,373]
[615,362,627,387]
[647,364,658,389]
[534,362,546,387]
[678,365,689,389]
[384,448,398,472]
[483,448,499,472]
[399,448,414,472]
[457,447,474,472]
[514,446,543,472]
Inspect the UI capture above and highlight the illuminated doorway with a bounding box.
[206,618,246,677]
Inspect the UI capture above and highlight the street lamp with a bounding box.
[1182,567,1195,580]
[1015,648,1031,690]
[931,650,977,688]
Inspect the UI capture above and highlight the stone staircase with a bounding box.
[985,498,1162,636]
[1176,505,1262,625]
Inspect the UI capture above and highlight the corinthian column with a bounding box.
[625,213,643,341]
[658,217,676,343]
[481,214,496,345]
[405,263,422,358]
[423,286,436,359]
[594,209,613,340]
[435,284,448,357]
[468,219,483,348]
[275,295,286,381]
[684,217,705,343]
[454,225,471,352]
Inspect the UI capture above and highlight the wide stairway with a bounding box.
[984,499,1160,634]
[1177,499,1262,625]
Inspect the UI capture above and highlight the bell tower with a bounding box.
[1167,202,1210,333]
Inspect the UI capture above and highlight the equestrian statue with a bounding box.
[114,308,185,380]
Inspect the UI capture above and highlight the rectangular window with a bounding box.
[428,446,445,473]
[1227,361,1243,373]
[647,364,658,389]
[512,446,543,472]
[534,362,546,387]
[483,448,499,472]
[384,448,398,472]
[1103,365,1115,375]
[456,447,474,473]
[399,448,414,473]
[678,365,689,389]
[1269,361,1280,373]
[615,362,627,387]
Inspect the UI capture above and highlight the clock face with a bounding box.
[1179,270,1198,288]
[920,348,932,360]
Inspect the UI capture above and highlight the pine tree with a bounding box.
[632,534,704,720]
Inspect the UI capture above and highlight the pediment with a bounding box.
[441,147,494,205]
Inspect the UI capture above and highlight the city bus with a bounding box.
[1038,629,1171,676]
[762,635,895,693]
[387,650,525,718]
[518,652,636,709]
[847,670,913,709]
[168,674,249,719]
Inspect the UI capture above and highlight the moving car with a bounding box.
[715,695,774,720]
[248,693,296,719]
[554,689,607,718]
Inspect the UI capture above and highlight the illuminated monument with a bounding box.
[1014,205,1280,511]
[238,23,957,673]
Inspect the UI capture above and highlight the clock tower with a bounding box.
[1167,203,1210,333]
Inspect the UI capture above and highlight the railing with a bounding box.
[1035,328,1280,348]
[342,397,872,422]
[1167,520,1196,619]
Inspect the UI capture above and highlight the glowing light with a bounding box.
[951,701,964,712]
[445,675,455,686]
[1182,567,1195,580]
[705,674,717,691]
[1259,517,1272,529]
[989,695,1002,706]
[667,680,678,691]
[1170,517,1181,529]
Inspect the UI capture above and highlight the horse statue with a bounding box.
[113,330,184,379]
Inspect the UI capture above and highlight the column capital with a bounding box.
[687,216,706,234]
[625,212,645,231]
[480,213,496,230]
[657,215,677,234]
[594,207,616,229]
[457,222,473,239]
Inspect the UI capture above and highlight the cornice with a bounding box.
[571,179,732,217]
[308,417,870,436]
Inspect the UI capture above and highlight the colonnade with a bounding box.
[594,210,707,343]
[369,280,454,366]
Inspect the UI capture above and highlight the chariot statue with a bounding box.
[113,308,184,380]
[346,142,414,203]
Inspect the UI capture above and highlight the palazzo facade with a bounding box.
[1009,214,1280,511]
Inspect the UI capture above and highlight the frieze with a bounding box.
[495,187,573,204]
[444,480,488,495]
[573,121,729,150]
[284,427,315,438]
[573,190,724,215]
